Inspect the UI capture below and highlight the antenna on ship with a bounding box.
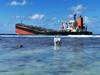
[20,16,24,24]
[15,16,25,24]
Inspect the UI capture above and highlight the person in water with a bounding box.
[56,41,62,46]
[54,36,62,46]
[16,44,23,48]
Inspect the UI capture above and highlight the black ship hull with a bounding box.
[16,24,93,35]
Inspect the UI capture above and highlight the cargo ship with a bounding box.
[16,15,93,35]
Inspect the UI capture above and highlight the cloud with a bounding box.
[31,14,45,20]
[67,4,86,19]
[43,17,57,24]
[72,4,86,14]
[68,14,74,19]
[12,14,45,21]
[9,0,27,6]
[12,16,32,21]
[12,16,24,19]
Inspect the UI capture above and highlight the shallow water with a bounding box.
[0,36,100,75]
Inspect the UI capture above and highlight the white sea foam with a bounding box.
[67,35,100,38]
[0,35,100,38]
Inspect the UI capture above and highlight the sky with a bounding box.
[0,0,100,34]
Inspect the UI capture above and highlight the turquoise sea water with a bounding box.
[0,36,100,75]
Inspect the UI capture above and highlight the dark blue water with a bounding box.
[0,36,100,75]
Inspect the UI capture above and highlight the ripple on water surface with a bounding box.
[0,37,100,75]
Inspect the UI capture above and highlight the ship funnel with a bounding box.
[74,14,77,21]
[73,14,77,29]
[77,15,83,29]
